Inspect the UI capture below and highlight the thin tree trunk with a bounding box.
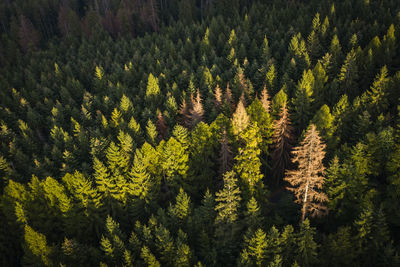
[301,179,309,222]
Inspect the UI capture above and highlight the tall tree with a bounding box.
[232,98,249,136]
[215,171,241,223]
[188,89,204,128]
[285,124,328,221]
[218,128,233,176]
[272,104,294,186]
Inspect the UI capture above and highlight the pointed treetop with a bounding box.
[260,85,271,113]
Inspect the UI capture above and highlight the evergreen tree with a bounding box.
[272,103,294,186]
[232,98,250,136]
[215,171,241,223]
[292,69,315,131]
[240,228,268,267]
[218,128,233,176]
[296,219,318,267]
[23,225,52,266]
[234,123,263,194]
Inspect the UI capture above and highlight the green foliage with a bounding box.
[23,225,52,266]
[215,171,241,223]
[0,1,400,266]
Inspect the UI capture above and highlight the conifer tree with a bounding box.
[272,103,294,186]
[23,225,52,266]
[240,228,268,267]
[168,187,191,223]
[146,73,160,102]
[178,98,191,128]
[292,69,315,131]
[271,88,288,118]
[146,119,158,145]
[234,123,263,193]
[188,89,204,128]
[215,171,241,223]
[247,98,274,155]
[232,98,249,136]
[285,124,328,221]
[260,86,271,113]
[129,150,152,201]
[218,128,233,176]
[213,84,223,109]
[296,219,318,267]
[367,65,390,114]
[156,111,168,140]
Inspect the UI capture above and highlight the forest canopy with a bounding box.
[0,0,400,266]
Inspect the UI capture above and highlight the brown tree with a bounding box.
[271,103,294,186]
[284,124,328,222]
[156,111,167,140]
[214,84,223,109]
[141,0,159,32]
[224,82,234,109]
[219,128,233,176]
[18,15,40,52]
[260,85,271,113]
[178,98,190,128]
[188,89,204,128]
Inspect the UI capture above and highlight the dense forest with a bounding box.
[0,0,400,266]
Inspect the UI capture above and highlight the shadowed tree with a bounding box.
[156,111,168,140]
[272,103,294,186]
[285,124,328,222]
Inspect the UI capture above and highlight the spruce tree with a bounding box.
[232,98,249,136]
[272,103,294,186]
[285,124,328,221]
[215,171,241,223]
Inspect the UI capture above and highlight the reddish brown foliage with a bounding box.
[284,124,328,221]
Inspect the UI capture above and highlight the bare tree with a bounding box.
[285,124,328,222]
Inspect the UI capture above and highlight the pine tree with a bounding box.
[260,86,271,113]
[272,104,294,186]
[244,197,262,234]
[247,98,274,155]
[232,98,249,136]
[234,123,263,193]
[271,88,288,118]
[296,219,318,267]
[285,124,328,221]
[240,228,268,267]
[367,65,390,114]
[213,84,223,109]
[265,64,277,94]
[146,73,160,101]
[146,119,158,145]
[292,69,315,131]
[129,150,152,201]
[218,128,233,176]
[215,171,241,223]
[156,111,168,140]
[18,15,40,52]
[23,225,52,266]
[141,246,160,267]
[338,50,359,98]
[168,187,191,223]
[188,89,204,128]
